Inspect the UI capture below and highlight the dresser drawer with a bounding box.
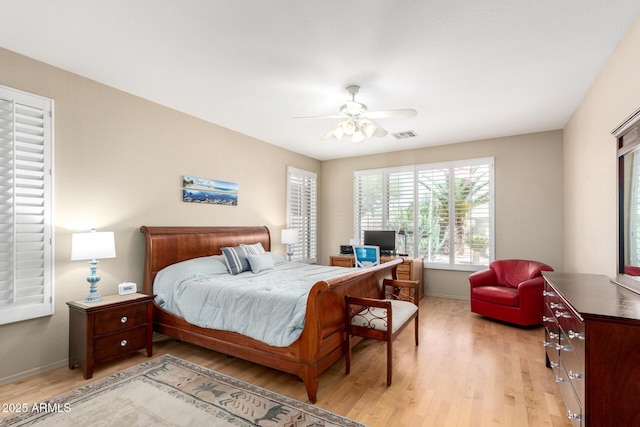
[94,325,148,362]
[554,365,583,427]
[94,303,148,335]
[554,304,585,361]
[560,346,585,404]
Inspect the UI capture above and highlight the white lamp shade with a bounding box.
[280,229,299,245]
[71,231,116,260]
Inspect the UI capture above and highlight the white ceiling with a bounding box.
[1,1,639,161]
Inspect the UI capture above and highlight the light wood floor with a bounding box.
[0,297,571,427]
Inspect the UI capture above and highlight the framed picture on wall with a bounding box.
[182,175,238,206]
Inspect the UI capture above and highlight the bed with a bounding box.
[139,225,402,403]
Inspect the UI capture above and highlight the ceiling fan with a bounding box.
[294,85,417,143]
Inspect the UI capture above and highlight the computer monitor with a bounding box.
[363,230,395,256]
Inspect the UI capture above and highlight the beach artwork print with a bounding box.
[183,175,238,206]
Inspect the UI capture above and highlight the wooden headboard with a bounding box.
[139,226,271,294]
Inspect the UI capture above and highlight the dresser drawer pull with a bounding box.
[120,316,128,324]
[568,330,584,340]
[543,341,554,347]
[549,302,563,309]
[549,361,559,368]
[567,410,582,421]
[543,290,556,297]
[548,332,559,339]
[555,375,567,383]
[555,310,572,319]
[542,316,556,324]
[568,370,583,380]
[120,339,128,347]
[555,343,572,352]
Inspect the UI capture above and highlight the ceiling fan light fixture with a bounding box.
[352,130,366,143]
[360,119,378,138]
[341,120,356,136]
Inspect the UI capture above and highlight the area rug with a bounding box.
[1,354,366,427]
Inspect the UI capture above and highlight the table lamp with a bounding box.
[71,228,116,302]
[280,229,299,261]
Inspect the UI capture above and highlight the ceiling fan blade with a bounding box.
[365,109,417,119]
[293,114,345,120]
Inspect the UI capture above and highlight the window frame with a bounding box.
[286,166,317,263]
[354,157,494,271]
[0,84,54,325]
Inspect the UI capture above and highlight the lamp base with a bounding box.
[84,292,102,303]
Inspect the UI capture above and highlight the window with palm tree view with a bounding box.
[354,157,493,269]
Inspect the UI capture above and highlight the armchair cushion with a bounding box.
[472,286,518,306]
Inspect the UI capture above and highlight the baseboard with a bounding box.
[424,292,469,301]
[0,358,68,387]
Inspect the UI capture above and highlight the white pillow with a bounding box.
[247,253,274,273]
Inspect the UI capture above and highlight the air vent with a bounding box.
[392,130,417,139]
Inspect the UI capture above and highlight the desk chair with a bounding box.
[353,245,380,268]
[345,278,419,386]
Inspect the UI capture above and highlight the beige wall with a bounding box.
[564,15,640,276]
[320,131,565,299]
[0,47,320,384]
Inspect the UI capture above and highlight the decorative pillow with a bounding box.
[240,242,266,255]
[221,246,251,275]
[247,253,275,273]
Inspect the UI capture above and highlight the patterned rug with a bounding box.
[1,354,366,426]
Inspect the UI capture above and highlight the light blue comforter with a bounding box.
[153,254,352,347]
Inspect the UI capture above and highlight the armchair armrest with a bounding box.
[517,276,545,298]
[469,268,497,289]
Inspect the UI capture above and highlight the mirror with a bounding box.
[614,108,640,293]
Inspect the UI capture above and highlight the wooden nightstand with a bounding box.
[67,293,154,379]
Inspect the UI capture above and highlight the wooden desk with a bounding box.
[330,254,424,298]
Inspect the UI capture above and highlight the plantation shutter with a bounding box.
[417,164,450,264]
[0,86,53,325]
[387,168,415,254]
[356,158,494,270]
[452,159,493,265]
[286,166,317,263]
[354,170,384,243]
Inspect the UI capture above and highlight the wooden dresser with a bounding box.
[542,272,640,426]
[330,254,424,298]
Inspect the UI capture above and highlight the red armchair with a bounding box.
[469,259,553,326]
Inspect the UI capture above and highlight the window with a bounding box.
[286,166,317,263]
[0,85,54,325]
[354,158,494,270]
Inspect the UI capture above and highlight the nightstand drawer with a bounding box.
[94,303,148,335]
[94,325,148,362]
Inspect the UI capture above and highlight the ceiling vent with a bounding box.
[392,130,417,139]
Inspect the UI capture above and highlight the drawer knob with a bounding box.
[568,330,584,340]
[555,343,572,352]
[554,375,567,383]
[121,316,128,324]
[549,361,559,368]
[548,332,559,339]
[568,370,583,380]
[555,310,571,319]
[567,410,582,420]
[543,290,556,297]
[543,340,554,347]
[120,339,128,347]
